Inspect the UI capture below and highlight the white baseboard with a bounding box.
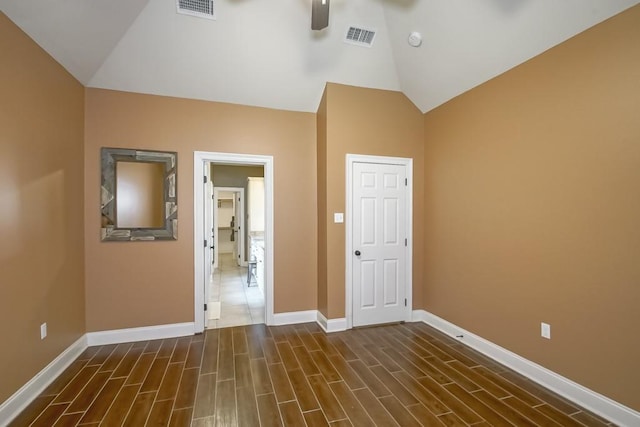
[86,322,195,346]
[316,311,347,333]
[272,310,346,332]
[413,310,640,427]
[271,310,317,326]
[0,336,88,427]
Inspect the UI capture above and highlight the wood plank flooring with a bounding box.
[8,322,615,426]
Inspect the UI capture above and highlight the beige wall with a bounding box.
[84,89,317,331]
[316,89,328,317]
[423,5,640,411]
[321,83,425,319]
[0,13,86,403]
[211,165,264,185]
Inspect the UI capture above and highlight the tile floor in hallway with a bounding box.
[208,253,265,329]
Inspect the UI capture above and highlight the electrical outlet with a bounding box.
[541,322,551,339]
[40,323,47,340]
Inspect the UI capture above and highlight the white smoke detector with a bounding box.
[408,31,422,47]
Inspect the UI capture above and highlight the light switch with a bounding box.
[334,213,344,223]
[541,322,551,339]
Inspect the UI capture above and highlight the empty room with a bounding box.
[1,1,639,426]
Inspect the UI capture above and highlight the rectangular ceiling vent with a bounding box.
[177,0,216,20]
[344,26,376,47]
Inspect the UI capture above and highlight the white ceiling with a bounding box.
[2,0,638,113]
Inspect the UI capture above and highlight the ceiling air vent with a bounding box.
[177,0,216,20]
[344,26,376,47]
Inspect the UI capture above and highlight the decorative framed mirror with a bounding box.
[101,148,177,241]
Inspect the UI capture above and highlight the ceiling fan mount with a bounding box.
[311,0,330,30]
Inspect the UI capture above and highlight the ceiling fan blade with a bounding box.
[311,0,330,30]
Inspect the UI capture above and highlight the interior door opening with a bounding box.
[213,187,245,270]
[208,167,263,329]
[194,152,274,333]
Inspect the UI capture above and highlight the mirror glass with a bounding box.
[116,161,165,228]
[101,148,177,241]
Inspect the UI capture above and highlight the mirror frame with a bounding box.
[101,147,178,241]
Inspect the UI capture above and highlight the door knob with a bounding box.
[354,250,361,256]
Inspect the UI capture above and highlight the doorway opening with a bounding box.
[194,152,274,333]
[212,187,245,270]
[207,185,261,329]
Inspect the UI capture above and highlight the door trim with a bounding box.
[194,151,274,333]
[345,154,413,329]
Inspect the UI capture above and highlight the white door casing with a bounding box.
[194,152,274,333]
[346,154,413,328]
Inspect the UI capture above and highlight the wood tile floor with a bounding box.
[9,322,615,426]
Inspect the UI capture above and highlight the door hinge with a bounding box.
[405,299,407,307]
[204,239,207,248]
[204,303,207,311]
[204,175,208,183]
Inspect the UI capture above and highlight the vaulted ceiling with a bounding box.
[2,0,638,113]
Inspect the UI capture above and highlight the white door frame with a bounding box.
[194,151,274,333]
[213,187,245,269]
[345,154,413,329]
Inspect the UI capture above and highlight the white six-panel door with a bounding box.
[352,161,409,327]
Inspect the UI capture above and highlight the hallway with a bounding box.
[208,253,265,329]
